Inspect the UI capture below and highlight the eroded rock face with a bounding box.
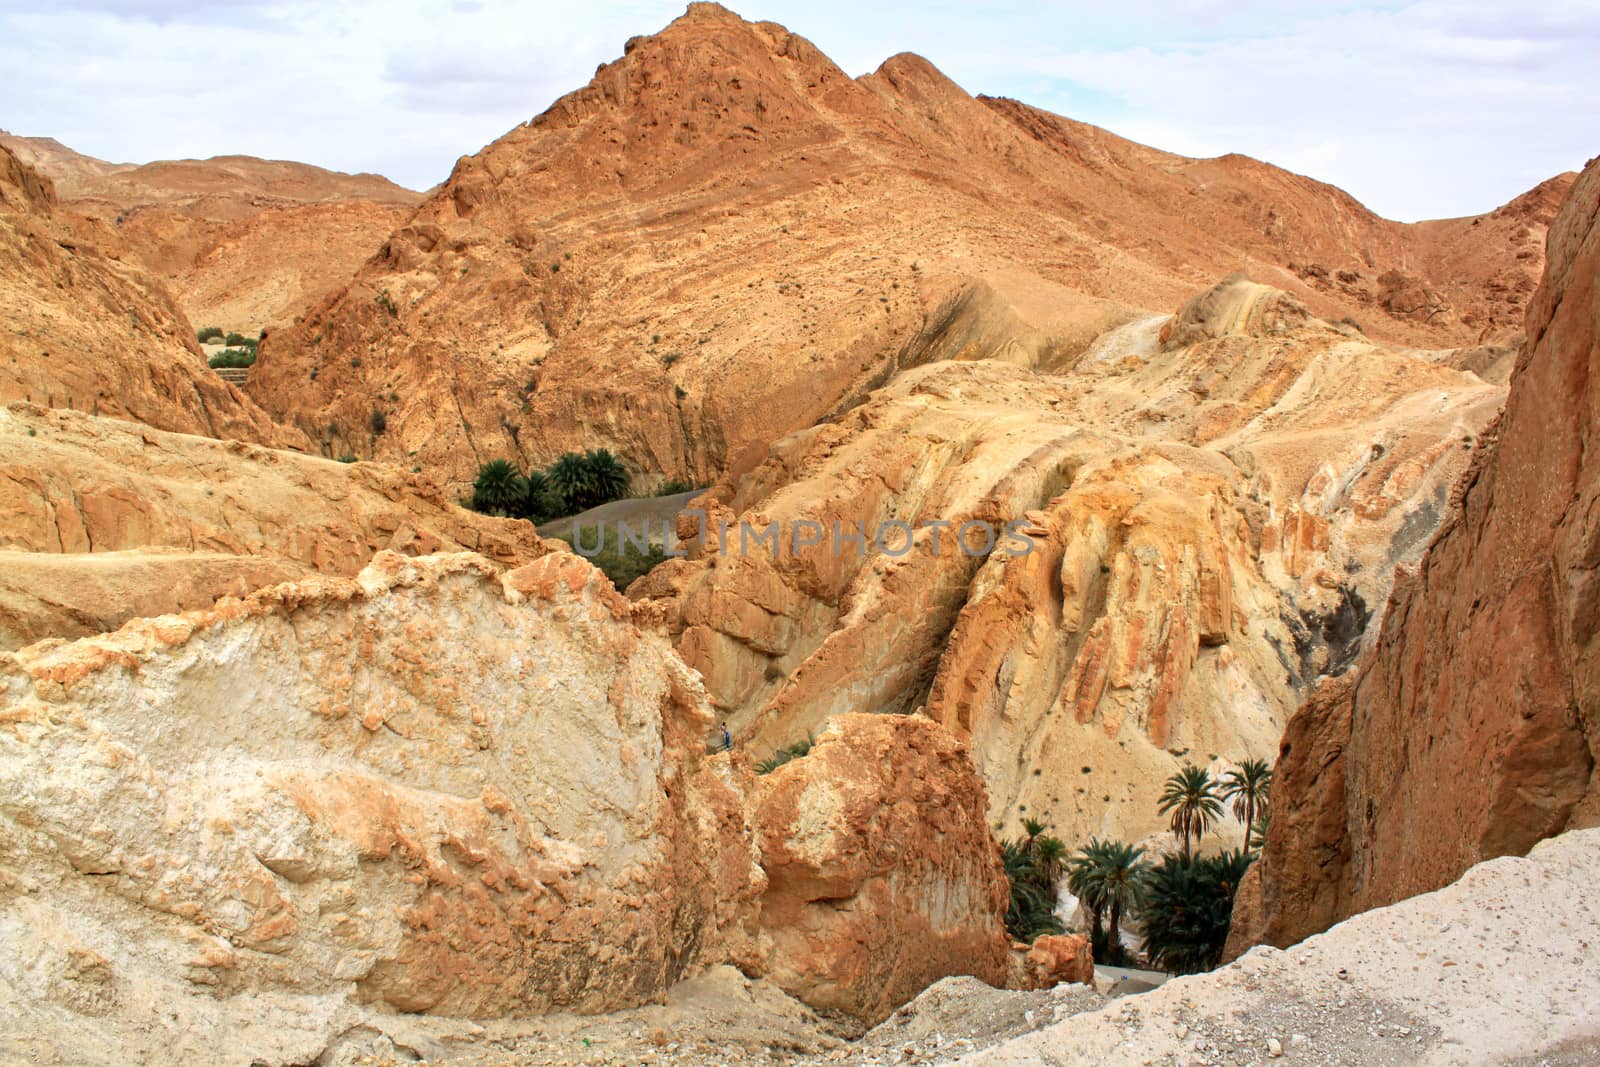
[0,552,760,1022]
[0,147,294,447]
[1238,159,1600,952]
[752,714,1011,1022]
[0,403,548,649]
[635,277,1501,845]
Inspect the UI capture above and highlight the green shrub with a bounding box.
[1139,849,1253,974]
[756,733,814,775]
[1002,819,1067,943]
[196,326,224,343]
[655,479,696,496]
[224,331,250,346]
[558,523,668,591]
[208,348,257,369]
[337,454,358,464]
[369,409,387,435]
[471,459,525,516]
[374,289,398,317]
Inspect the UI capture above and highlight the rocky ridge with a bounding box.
[0,402,545,649]
[634,273,1502,843]
[0,129,421,332]
[247,3,1561,483]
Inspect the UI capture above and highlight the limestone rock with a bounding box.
[0,403,547,649]
[1240,158,1600,951]
[634,278,1500,845]
[0,552,759,1026]
[752,713,1011,1022]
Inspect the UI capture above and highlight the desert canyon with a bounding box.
[1,3,1597,1065]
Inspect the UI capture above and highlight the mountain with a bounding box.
[0,129,421,332]
[246,2,1568,487]
[0,145,291,443]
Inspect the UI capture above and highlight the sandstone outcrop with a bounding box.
[634,277,1501,844]
[0,146,293,445]
[245,4,1557,489]
[0,551,1025,1060]
[752,714,1012,1022]
[0,403,545,649]
[1236,158,1600,953]
[0,553,761,1036]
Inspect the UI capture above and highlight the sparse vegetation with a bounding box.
[756,733,815,774]
[374,289,398,316]
[337,454,358,464]
[369,409,388,435]
[224,331,250,347]
[1002,818,1067,943]
[196,326,224,343]
[208,348,257,369]
[556,523,669,591]
[655,478,696,496]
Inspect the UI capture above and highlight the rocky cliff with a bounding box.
[246,3,1558,486]
[1235,158,1600,952]
[0,146,294,445]
[633,275,1502,843]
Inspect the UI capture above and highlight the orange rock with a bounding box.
[1012,934,1095,990]
[1241,159,1600,953]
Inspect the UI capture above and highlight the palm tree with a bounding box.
[471,459,525,516]
[1003,818,1069,943]
[1221,758,1272,847]
[1158,764,1224,860]
[1139,849,1253,974]
[584,448,630,505]
[1066,839,1148,965]
[547,452,593,514]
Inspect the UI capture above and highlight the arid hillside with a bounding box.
[245,2,1565,487]
[0,146,291,445]
[0,129,420,331]
[634,273,1503,844]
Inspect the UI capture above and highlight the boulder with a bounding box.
[1010,935,1095,990]
[0,552,759,1022]
[752,713,1012,1022]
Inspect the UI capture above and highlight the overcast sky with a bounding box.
[2,0,1596,221]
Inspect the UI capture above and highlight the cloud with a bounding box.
[1,0,1596,216]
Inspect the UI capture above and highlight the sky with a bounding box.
[2,0,1596,221]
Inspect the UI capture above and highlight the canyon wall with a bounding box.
[1236,157,1600,951]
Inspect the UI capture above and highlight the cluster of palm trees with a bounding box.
[1005,758,1273,974]
[469,449,630,522]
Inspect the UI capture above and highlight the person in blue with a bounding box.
[721,721,732,752]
